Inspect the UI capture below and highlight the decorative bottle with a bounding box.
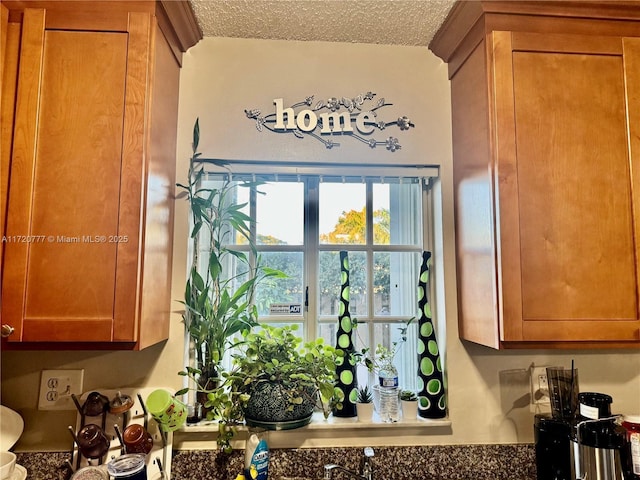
[416,251,446,419]
[333,251,358,417]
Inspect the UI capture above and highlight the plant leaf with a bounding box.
[175,387,190,396]
[192,118,200,152]
[192,270,205,291]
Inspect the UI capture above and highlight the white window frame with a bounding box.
[179,161,451,448]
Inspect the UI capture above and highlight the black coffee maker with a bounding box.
[534,366,630,480]
[534,366,579,480]
[535,413,572,480]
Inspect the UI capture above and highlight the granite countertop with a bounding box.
[16,444,536,480]
[171,445,536,480]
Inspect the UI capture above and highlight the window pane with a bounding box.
[318,251,367,317]
[256,182,304,245]
[375,182,422,246]
[255,251,304,317]
[373,183,389,245]
[319,183,366,244]
[318,321,336,347]
[352,321,372,388]
[373,251,421,316]
[233,181,250,245]
[227,254,250,292]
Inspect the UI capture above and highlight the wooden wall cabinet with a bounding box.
[430,1,640,348]
[0,1,201,348]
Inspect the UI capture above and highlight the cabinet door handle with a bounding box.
[1,324,15,337]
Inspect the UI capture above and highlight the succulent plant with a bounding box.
[357,385,373,404]
[400,390,417,401]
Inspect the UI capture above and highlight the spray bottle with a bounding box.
[244,429,269,480]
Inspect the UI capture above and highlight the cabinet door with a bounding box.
[492,32,640,343]
[2,9,150,343]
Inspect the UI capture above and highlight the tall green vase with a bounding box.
[333,251,358,417]
[417,251,446,418]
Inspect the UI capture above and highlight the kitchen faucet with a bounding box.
[324,447,375,480]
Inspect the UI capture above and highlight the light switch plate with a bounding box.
[38,369,84,410]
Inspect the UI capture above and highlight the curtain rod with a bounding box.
[196,159,439,179]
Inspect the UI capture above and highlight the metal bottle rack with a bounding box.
[68,388,173,479]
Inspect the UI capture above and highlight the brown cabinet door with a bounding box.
[2,9,151,343]
[492,32,640,343]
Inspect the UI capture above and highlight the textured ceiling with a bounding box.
[189,0,457,46]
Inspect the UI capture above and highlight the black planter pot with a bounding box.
[243,381,317,430]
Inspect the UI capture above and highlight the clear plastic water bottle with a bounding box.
[378,363,399,388]
[377,386,399,422]
[376,363,399,422]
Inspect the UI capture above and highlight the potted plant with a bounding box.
[351,318,415,423]
[222,324,342,427]
[351,317,415,381]
[400,389,418,420]
[182,324,342,450]
[356,385,374,423]
[177,119,284,408]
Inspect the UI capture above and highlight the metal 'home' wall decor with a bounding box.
[244,92,414,152]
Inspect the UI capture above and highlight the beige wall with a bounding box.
[1,37,639,452]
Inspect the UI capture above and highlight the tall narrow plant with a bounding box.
[177,118,284,391]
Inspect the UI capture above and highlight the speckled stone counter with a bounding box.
[16,444,536,480]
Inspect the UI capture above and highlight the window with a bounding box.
[195,163,439,394]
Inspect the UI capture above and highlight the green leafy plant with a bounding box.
[224,324,342,417]
[356,385,373,404]
[400,390,417,401]
[177,118,285,390]
[180,324,342,452]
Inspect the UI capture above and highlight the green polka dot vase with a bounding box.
[417,251,446,418]
[333,251,358,417]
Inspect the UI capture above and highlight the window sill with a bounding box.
[173,412,452,450]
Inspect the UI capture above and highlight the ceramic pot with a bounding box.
[356,402,374,423]
[244,382,316,429]
[401,400,418,421]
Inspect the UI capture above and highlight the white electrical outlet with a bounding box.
[38,369,84,410]
[530,365,551,411]
[534,367,549,397]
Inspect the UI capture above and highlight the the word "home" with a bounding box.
[273,98,375,135]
